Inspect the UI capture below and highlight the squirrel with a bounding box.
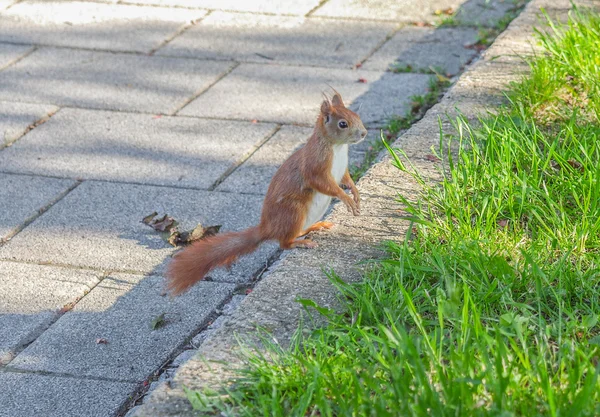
[167,91,367,295]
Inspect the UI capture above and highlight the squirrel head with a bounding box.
[318,92,368,145]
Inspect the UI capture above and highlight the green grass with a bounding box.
[349,75,450,181]
[186,9,600,417]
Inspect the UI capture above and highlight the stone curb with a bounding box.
[130,1,591,415]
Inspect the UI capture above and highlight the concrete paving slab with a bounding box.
[0,108,277,188]
[0,173,75,240]
[312,0,464,23]
[362,27,479,75]
[179,63,432,126]
[0,42,32,70]
[454,0,518,27]
[0,181,275,282]
[156,12,396,68]
[0,1,206,53]
[0,262,100,364]
[0,372,135,417]
[0,100,57,146]
[217,125,311,194]
[124,0,320,15]
[0,48,233,113]
[10,273,235,381]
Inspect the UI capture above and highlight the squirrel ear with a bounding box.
[331,93,345,108]
[320,99,331,116]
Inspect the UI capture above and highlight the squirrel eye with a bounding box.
[338,120,348,129]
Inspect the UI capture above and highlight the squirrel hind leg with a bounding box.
[300,221,334,236]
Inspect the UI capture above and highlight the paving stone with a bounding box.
[312,0,464,23]
[0,100,57,146]
[362,27,479,75]
[0,48,233,113]
[0,372,135,417]
[124,0,320,15]
[0,1,206,53]
[454,0,518,27]
[0,43,32,70]
[0,173,75,240]
[10,273,235,380]
[179,64,432,126]
[0,262,100,364]
[0,181,276,283]
[217,125,311,194]
[157,12,396,68]
[0,108,277,188]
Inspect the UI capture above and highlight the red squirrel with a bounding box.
[167,92,367,294]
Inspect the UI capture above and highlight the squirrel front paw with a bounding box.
[343,195,360,216]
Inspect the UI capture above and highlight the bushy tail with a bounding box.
[167,226,264,295]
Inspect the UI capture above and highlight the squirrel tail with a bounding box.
[167,226,264,295]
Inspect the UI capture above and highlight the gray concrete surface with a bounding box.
[0,2,206,53]
[362,27,479,75]
[0,0,533,416]
[0,101,57,146]
[0,372,136,417]
[178,63,432,125]
[0,48,233,113]
[0,43,32,70]
[126,0,321,15]
[9,274,235,381]
[0,108,277,188]
[0,181,268,274]
[0,173,75,240]
[0,262,100,364]
[156,12,397,68]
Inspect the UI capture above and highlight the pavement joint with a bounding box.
[0,43,34,71]
[0,180,81,245]
[148,10,212,56]
[0,170,268,196]
[0,367,139,384]
[305,0,330,17]
[0,104,61,151]
[355,24,404,67]
[208,124,282,191]
[171,61,240,116]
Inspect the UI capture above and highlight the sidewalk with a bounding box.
[0,1,523,416]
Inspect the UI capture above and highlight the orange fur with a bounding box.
[167,91,367,295]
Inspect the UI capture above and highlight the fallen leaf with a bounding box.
[413,21,432,27]
[152,115,162,119]
[167,224,222,247]
[357,78,368,83]
[151,313,166,330]
[142,213,177,233]
[96,338,109,344]
[251,119,258,124]
[498,219,509,228]
[435,73,451,83]
[142,211,158,225]
[425,154,441,162]
[354,63,362,69]
[245,289,253,295]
